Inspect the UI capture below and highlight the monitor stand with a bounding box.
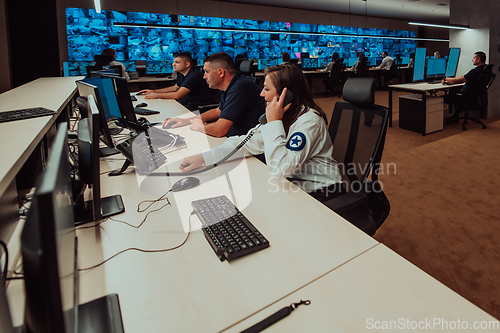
[100,147,120,157]
[78,294,125,333]
[74,195,125,226]
[14,294,124,333]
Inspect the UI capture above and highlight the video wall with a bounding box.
[64,8,416,76]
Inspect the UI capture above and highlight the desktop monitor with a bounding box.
[400,56,410,65]
[21,123,125,332]
[348,57,358,67]
[21,123,77,333]
[109,76,139,125]
[445,47,461,77]
[413,47,427,82]
[76,79,118,156]
[74,95,124,225]
[301,58,319,70]
[426,58,447,80]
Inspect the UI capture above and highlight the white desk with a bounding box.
[228,244,499,332]
[0,76,84,198]
[388,81,463,128]
[5,96,498,332]
[68,97,380,332]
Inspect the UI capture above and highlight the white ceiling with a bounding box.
[223,0,450,23]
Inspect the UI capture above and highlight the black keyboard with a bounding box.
[192,195,270,262]
[0,107,56,123]
[134,107,160,115]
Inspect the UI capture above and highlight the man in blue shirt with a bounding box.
[139,52,216,106]
[163,52,264,137]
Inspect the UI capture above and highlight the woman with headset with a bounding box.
[179,63,343,202]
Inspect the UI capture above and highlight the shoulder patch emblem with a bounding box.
[286,132,306,151]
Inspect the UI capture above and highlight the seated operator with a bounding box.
[442,51,487,121]
[138,52,216,107]
[162,52,265,137]
[100,48,130,81]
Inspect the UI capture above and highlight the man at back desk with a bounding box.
[138,52,216,107]
[163,52,264,137]
[442,51,487,121]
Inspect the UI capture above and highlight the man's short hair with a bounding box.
[204,52,237,74]
[102,48,116,57]
[174,52,194,66]
[475,51,486,63]
[382,51,388,57]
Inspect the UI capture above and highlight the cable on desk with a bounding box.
[78,211,194,272]
[75,218,109,230]
[0,240,8,285]
[137,190,172,213]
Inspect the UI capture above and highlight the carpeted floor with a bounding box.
[314,90,500,319]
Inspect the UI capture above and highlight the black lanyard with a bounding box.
[240,300,311,333]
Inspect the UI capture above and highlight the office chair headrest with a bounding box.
[239,60,254,73]
[342,78,378,106]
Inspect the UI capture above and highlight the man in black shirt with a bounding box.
[139,52,216,106]
[442,51,487,120]
[163,52,264,137]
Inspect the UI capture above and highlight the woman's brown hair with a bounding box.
[264,63,327,134]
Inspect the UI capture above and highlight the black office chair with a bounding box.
[323,59,345,97]
[321,77,390,236]
[239,60,256,79]
[456,66,496,130]
[383,60,399,88]
[354,58,369,77]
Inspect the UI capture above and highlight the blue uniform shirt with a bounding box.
[462,65,486,94]
[176,68,216,106]
[218,72,265,137]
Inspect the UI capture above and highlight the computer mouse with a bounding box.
[136,102,148,108]
[171,177,201,192]
[136,91,145,95]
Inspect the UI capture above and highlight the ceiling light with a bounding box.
[94,0,101,13]
[408,22,469,30]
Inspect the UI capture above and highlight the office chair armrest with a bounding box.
[322,192,367,214]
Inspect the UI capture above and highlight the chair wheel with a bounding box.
[483,125,487,129]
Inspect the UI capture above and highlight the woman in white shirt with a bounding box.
[179,63,343,201]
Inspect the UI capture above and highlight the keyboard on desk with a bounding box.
[0,107,56,123]
[134,107,160,115]
[192,195,270,262]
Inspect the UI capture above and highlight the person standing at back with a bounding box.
[163,52,264,137]
[100,48,130,81]
[138,52,216,107]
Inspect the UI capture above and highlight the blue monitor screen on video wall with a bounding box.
[413,47,426,82]
[301,58,319,70]
[64,8,417,76]
[445,48,461,77]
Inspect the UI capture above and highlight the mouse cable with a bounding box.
[78,211,194,272]
[75,191,172,230]
[137,189,172,213]
[141,124,262,178]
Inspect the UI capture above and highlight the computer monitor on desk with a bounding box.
[76,79,120,156]
[301,58,319,70]
[413,47,427,82]
[20,123,124,333]
[445,47,461,77]
[348,57,358,67]
[74,95,124,224]
[426,58,447,81]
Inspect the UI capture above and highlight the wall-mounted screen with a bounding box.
[64,8,417,76]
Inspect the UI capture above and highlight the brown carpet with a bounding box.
[315,91,500,319]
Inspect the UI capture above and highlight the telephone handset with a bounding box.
[142,89,294,177]
[259,89,294,125]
